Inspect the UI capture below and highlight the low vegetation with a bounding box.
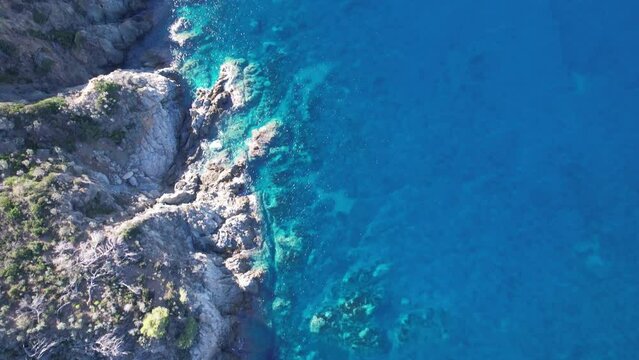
[177,316,199,349]
[0,150,201,356]
[140,306,170,339]
[0,95,120,151]
[0,38,17,57]
[0,96,66,118]
[0,73,201,358]
[94,80,122,114]
[32,9,48,25]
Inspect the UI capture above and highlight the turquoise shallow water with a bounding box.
[174,1,639,358]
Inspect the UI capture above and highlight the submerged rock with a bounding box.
[306,262,390,352]
[247,120,279,159]
[169,17,194,46]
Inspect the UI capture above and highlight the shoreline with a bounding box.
[0,1,271,358]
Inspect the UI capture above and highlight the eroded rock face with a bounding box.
[0,67,185,190]
[0,0,153,101]
[69,69,183,180]
[126,63,270,357]
[0,59,273,358]
[113,150,264,357]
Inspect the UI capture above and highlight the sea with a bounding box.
[172,0,639,358]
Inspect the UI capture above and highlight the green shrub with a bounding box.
[140,307,170,339]
[8,283,25,299]
[32,9,48,24]
[0,195,22,221]
[0,39,17,56]
[27,29,48,41]
[30,258,47,273]
[7,207,22,221]
[50,30,76,48]
[25,96,66,115]
[29,197,47,218]
[35,58,55,75]
[0,263,20,280]
[94,80,122,113]
[1,96,67,118]
[109,130,126,145]
[24,217,47,236]
[94,80,122,95]
[27,241,45,254]
[9,246,35,261]
[177,316,198,349]
[0,72,18,84]
[71,114,101,142]
[0,195,13,210]
[0,102,25,117]
[120,224,142,241]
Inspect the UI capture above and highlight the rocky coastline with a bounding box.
[0,2,273,359]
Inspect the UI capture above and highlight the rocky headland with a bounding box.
[0,4,275,359]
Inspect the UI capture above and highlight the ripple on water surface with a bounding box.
[174,0,639,358]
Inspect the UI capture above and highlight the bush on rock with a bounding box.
[140,306,170,339]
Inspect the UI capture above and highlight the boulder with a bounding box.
[158,190,196,205]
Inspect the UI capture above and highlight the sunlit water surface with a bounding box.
[173,1,639,358]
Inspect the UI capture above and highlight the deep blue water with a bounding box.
[173,0,639,358]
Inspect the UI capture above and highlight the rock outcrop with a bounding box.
[247,121,279,159]
[0,68,184,188]
[68,69,183,181]
[0,0,155,101]
[0,59,273,358]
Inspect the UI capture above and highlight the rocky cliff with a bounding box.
[0,50,273,358]
[0,0,155,101]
